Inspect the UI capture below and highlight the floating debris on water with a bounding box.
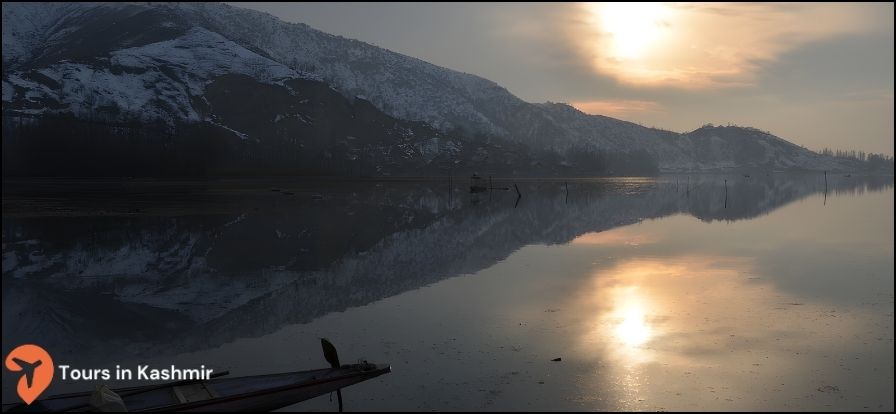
[816,385,840,393]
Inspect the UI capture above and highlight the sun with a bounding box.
[592,3,671,61]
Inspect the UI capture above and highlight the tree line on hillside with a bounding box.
[2,115,660,177]
[819,147,894,171]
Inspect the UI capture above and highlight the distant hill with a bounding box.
[2,2,880,176]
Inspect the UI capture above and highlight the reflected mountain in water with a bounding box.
[2,174,892,363]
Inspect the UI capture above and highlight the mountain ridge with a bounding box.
[1,2,883,174]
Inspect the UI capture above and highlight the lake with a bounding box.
[2,173,893,411]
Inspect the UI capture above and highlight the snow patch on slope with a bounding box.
[3,27,308,125]
[1,2,82,64]
[169,2,513,136]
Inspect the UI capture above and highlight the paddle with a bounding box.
[321,338,343,412]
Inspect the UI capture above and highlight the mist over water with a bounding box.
[2,174,893,410]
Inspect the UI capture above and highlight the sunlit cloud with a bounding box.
[570,99,662,119]
[573,2,881,88]
[236,2,894,156]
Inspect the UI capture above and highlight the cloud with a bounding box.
[568,3,886,89]
[235,2,893,155]
[570,100,662,119]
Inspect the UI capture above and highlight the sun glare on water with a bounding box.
[615,305,652,347]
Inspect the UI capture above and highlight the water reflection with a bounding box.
[570,246,891,410]
[613,293,651,348]
[1,174,893,410]
[2,174,891,364]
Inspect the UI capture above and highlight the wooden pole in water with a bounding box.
[724,179,728,209]
[565,181,569,204]
[824,170,828,206]
[448,175,452,204]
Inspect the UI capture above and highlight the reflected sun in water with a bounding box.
[566,236,885,410]
[571,262,663,369]
[600,282,655,350]
[579,257,744,366]
[615,304,651,347]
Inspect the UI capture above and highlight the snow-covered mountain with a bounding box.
[0,2,862,173]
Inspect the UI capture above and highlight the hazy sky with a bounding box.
[231,2,894,156]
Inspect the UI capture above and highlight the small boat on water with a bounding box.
[2,363,390,412]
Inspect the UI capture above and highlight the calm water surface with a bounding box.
[2,174,893,411]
